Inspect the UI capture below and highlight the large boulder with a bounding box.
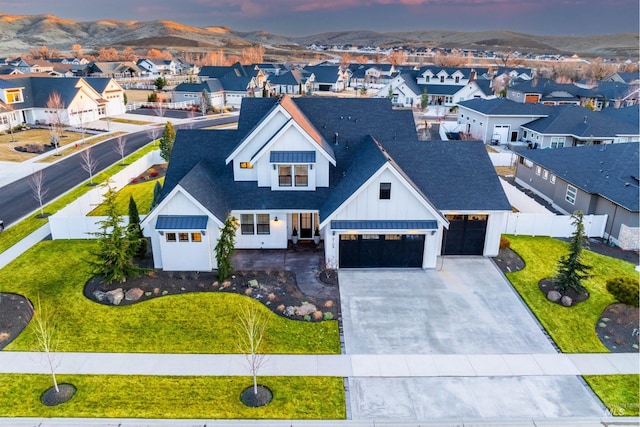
[106,288,124,305]
[93,290,107,302]
[295,303,317,317]
[561,295,573,307]
[547,290,562,303]
[125,287,144,301]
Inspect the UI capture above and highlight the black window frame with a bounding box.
[379,182,391,200]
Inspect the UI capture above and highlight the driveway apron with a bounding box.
[339,257,607,421]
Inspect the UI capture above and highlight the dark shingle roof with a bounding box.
[458,97,552,116]
[160,97,511,222]
[303,65,340,83]
[520,143,639,211]
[601,105,640,129]
[522,105,640,137]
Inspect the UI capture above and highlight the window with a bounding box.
[379,182,391,199]
[542,169,549,180]
[256,214,270,235]
[550,137,565,148]
[278,165,292,186]
[454,76,460,83]
[179,232,189,242]
[535,166,541,176]
[241,214,254,234]
[240,162,253,169]
[294,165,308,187]
[166,232,176,242]
[550,174,556,184]
[566,184,577,205]
[191,232,202,242]
[5,89,22,103]
[425,76,430,82]
[440,76,445,83]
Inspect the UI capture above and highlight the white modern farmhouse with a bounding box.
[142,95,511,271]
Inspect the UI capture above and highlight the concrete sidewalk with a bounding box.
[0,351,637,377]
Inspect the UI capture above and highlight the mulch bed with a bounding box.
[492,247,525,273]
[40,383,77,406]
[129,163,167,184]
[84,266,340,323]
[538,278,590,307]
[240,385,273,407]
[0,293,33,351]
[596,303,640,352]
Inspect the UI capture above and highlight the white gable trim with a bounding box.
[249,118,337,166]
[141,185,224,229]
[225,103,288,164]
[320,162,448,229]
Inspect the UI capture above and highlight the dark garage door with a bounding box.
[318,84,333,92]
[339,234,425,268]
[442,214,487,255]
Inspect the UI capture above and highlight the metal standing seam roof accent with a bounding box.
[269,151,316,163]
[155,215,208,230]
[330,220,438,230]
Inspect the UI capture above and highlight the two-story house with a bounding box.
[141,96,511,271]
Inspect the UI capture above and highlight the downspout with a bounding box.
[606,204,618,246]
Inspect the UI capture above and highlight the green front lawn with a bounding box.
[0,374,346,419]
[504,235,639,416]
[505,235,637,353]
[1,240,340,354]
[88,177,162,216]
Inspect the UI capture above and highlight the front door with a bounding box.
[299,213,313,239]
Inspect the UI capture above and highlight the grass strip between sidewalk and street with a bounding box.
[583,375,639,416]
[0,374,346,419]
[0,141,158,255]
[1,240,340,354]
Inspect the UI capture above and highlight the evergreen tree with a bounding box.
[215,214,239,281]
[127,196,147,259]
[553,210,592,294]
[421,88,428,109]
[159,121,176,162]
[87,185,144,284]
[151,181,163,209]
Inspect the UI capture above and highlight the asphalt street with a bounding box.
[0,116,237,227]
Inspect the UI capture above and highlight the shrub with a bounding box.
[499,236,511,249]
[606,276,639,307]
[323,312,334,321]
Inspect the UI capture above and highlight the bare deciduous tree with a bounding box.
[46,91,65,156]
[241,45,265,64]
[29,170,49,217]
[236,303,269,396]
[146,124,163,144]
[31,296,60,393]
[153,101,166,124]
[113,135,127,165]
[71,43,83,58]
[80,147,98,185]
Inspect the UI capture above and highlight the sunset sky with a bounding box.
[1,0,638,36]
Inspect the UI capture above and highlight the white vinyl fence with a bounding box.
[49,150,161,239]
[504,213,608,238]
[489,152,516,167]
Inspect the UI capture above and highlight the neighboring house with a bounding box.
[0,75,126,131]
[603,72,640,85]
[520,104,640,148]
[457,98,552,144]
[141,96,511,271]
[457,98,640,147]
[267,69,308,95]
[86,61,141,79]
[514,143,640,250]
[349,63,396,87]
[507,78,614,110]
[303,65,349,92]
[416,67,488,85]
[172,79,225,110]
[379,68,492,108]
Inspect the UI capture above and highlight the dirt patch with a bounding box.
[0,293,33,351]
[492,247,525,273]
[596,303,640,352]
[84,267,340,323]
[40,383,76,406]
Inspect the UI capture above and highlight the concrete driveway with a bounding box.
[339,257,607,421]
[339,257,556,354]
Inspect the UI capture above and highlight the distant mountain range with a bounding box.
[0,13,637,59]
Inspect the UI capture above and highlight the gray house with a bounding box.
[514,143,640,250]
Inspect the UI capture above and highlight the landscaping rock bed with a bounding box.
[596,303,640,352]
[538,278,589,307]
[84,268,340,323]
[492,247,525,273]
